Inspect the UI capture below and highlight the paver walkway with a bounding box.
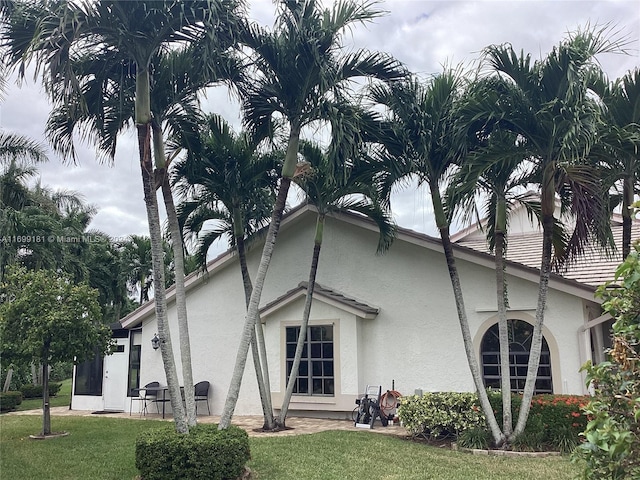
[7,407,409,438]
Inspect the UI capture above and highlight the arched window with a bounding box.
[481,319,553,394]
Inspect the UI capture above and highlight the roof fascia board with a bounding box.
[260,288,378,320]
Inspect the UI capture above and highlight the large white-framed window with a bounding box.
[481,319,553,394]
[285,325,334,396]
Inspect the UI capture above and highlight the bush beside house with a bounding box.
[398,391,589,452]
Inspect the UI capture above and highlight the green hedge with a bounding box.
[0,391,23,412]
[135,424,250,480]
[398,392,485,438]
[19,383,62,399]
[398,391,590,452]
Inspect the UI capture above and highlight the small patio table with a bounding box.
[139,385,184,419]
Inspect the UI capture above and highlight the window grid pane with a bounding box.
[286,325,334,397]
[480,320,553,394]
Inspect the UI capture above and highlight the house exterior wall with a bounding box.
[109,209,594,418]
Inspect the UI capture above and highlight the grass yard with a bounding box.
[15,378,73,411]
[0,415,582,480]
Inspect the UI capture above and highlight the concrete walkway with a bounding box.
[7,407,409,438]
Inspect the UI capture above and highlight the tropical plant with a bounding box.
[1,0,244,433]
[593,68,640,259]
[476,25,620,440]
[173,113,279,429]
[278,140,395,426]
[120,235,154,305]
[0,266,111,436]
[218,0,406,430]
[448,121,537,439]
[0,132,48,281]
[368,69,508,444]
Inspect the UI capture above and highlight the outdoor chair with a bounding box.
[194,381,211,415]
[129,381,160,416]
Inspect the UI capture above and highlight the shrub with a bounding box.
[457,426,490,449]
[135,424,250,480]
[19,383,62,399]
[398,392,485,438]
[0,391,23,412]
[399,390,589,451]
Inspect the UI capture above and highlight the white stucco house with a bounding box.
[71,204,638,418]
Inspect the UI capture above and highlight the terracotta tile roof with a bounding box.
[456,222,640,287]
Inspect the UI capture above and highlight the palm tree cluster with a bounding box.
[2,0,638,446]
[0,156,183,322]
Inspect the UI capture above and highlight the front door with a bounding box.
[103,339,129,411]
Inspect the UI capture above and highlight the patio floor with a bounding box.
[7,406,409,438]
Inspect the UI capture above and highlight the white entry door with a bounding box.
[103,339,129,411]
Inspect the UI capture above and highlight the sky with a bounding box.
[1,0,639,256]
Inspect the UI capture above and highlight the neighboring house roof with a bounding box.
[456,220,640,287]
[120,203,600,329]
[259,281,379,320]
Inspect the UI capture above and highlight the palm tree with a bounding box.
[368,70,506,445]
[218,0,406,430]
[1,0,244,433]
[43,40,239,430]
[120,235,154,305]
[278,140,395,426]
[0,132,48,281]
[448,118,538,439]
[476,26,620,439]
[173,113,279,429]
[594,68,640,259]
[0,132,48,166]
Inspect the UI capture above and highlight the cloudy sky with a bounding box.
[1,0,638,254]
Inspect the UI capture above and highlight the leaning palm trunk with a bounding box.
[137,70,187,433]
[219,127,300,429]
[433,189,504,445]
[236,226,275,430]
[494,198,513,438]
[218,177,292,428]
[161,176,196,427]
[279,214,324,426]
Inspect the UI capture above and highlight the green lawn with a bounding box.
[0,415,582,480]
[15,378,73,411]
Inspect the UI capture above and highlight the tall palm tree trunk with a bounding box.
[432,189,504,445]
[279,214,324,427]
[512,167,555,438]
[235,224,275,430]
[41,347,51,435]
[512,211,553,438]
[219,127,300,429]
[137,68,187,432]
[161,175,196,427]
[494,198,512,437]
[622,175,633,259]
[153,119,196,426]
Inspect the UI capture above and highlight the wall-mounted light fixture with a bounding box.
[151,333,160,350]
